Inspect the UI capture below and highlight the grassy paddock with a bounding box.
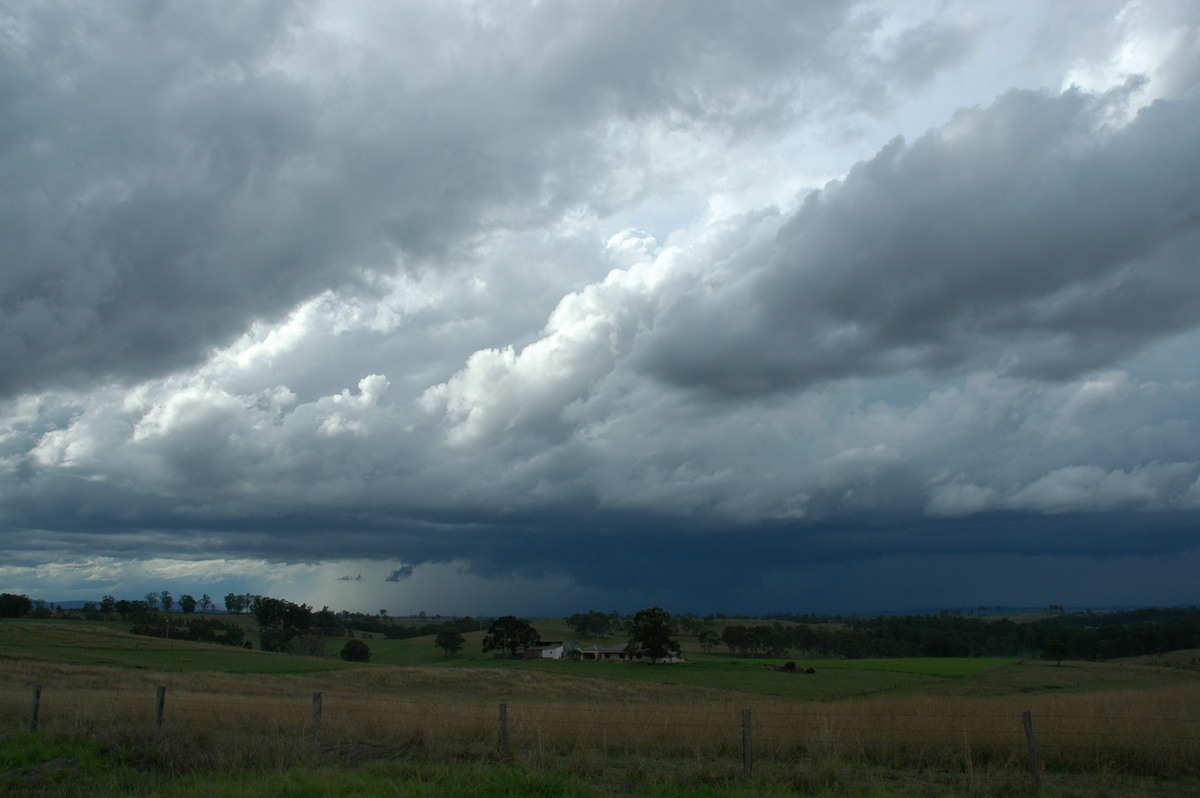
[4,621,1200,794]
[4,669,1198,779]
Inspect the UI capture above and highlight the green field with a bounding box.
[3,619,1200,796]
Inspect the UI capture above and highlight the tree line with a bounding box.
[4,589,1198,663]
[711,608,1200,660]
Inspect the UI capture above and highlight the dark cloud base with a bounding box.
[5,504,1198,612]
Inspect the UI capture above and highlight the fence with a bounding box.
[5,682,1199,786]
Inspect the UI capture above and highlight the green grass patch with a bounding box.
[502,657,929,700]
[810,657,1017,677]
[0,620,354,675]
[4,731,1199,797]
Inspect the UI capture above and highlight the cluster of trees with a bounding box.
[131,592,368,660]
[221,593,267,614]
[484,607,681,662]
[129,616,247,647]
[249,595,323,654]
[0,593,34,618]
[134,591,216,615]
[711,608,1200,661]
[0,589,485,662]
[568,610,616,638]
[8,587,1199,666]
[566,609,711,638]
[334,612,486,640]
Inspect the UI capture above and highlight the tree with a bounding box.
[435,626,466,657]
[199,593,213,613]
[314,606,341,636]
[252,596,313,631]
[721,625,752,655]
[697,629,719,653]
[568,610,613,638]
[1042,641,1070,666]
[179,594,197,614]
[482,616,539,658]
[251,595,314,652]
[0,593,32,618]
[145,592,159,611]
[224,593,245,614]
[340,639,371,662]
[99,594,116,619]
[628,607,681,662]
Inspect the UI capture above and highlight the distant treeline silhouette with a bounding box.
[4,590,1198,661]
[716,607,1200,660]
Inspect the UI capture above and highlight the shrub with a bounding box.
[341,639,371,662]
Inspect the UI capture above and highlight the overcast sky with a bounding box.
[3,0,1200,617]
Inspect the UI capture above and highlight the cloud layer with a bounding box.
[2,1,1199,613]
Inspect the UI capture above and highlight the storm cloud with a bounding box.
[2,0,1199,614]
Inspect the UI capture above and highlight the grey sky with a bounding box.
[2,0,1198,614]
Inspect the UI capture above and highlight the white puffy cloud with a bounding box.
[3,1,1200,613]
[1007,463,1199,514]
[3,0,969,400]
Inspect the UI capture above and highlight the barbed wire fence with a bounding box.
[3,683,1198,789]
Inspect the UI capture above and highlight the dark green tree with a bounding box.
[568,610,613,638]
[224,593,245,613]
[313,606,341,636]
[0,593,32,618]
[179,594,197,614]
[1042,641,1070,666]
[721,624,752,655]
[482,616,539,657]
[629,607,681,661]
[199,593,213,613]
[435,625,466,657]
[340,639,371,662]
[99,594,116,619]
[251,596,315,652]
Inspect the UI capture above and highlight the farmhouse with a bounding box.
[523,641,580,660]
[523,641,685,663]
[579,643,648,662]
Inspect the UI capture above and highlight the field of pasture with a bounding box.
[3,618,1200,796]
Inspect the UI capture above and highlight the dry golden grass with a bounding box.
[4,652,1199,779]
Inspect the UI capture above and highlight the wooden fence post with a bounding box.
[498,703,510,758]
[312,692,322,741]
[155,686,167,730]
[1022,710,1041,792]
[28,684,41,732]
[742,707,752,776]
